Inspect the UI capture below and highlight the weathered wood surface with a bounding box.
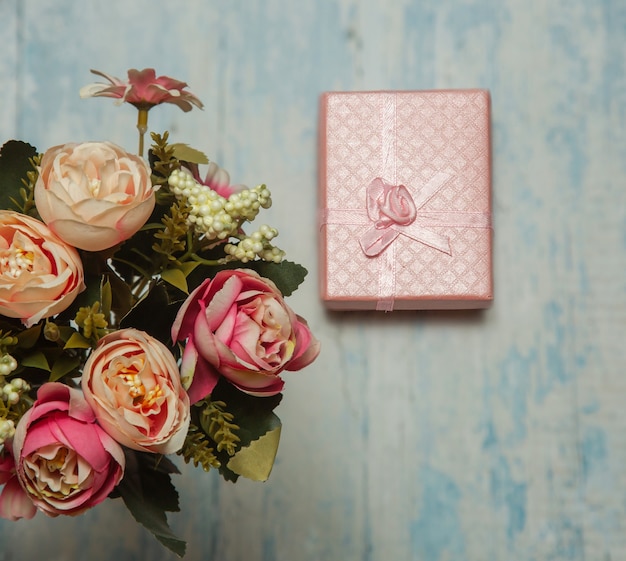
[1,0,625,559]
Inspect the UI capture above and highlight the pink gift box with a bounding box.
[318,90,493,311]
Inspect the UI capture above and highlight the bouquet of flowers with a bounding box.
[0,68,319,556]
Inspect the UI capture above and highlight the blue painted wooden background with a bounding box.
[2,0,626,559]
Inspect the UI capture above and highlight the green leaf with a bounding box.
[0,140,38,211]
[227,425,281,481]
[209,380,283,481]
[57,326,78,344]
[171,143,209,165]
[180,261,200,277]
[49,354,81,382]
[161,268,189,294]
[57,273,102,322]
[104,271,134,320]
[63,332,92,350]
[20,351,50,372]
[246,260,308,296]
[101,278,112,319]
[16,324,42,349]
[186,259,308,297]
[119,282,179,345]
[117,450,185,558]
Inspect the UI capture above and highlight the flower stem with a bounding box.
[136,109,149,158]
[190,254,225,266]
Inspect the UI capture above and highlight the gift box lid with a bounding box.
[318,89,493,311]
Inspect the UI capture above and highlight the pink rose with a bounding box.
[172,269,320,402]
[81,329,190,454]
[0,452,36,520]
[0,211,85,327]
[34,141,155,252]
[12,383,125,517]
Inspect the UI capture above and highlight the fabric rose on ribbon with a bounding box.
[0,211,84,327]
[359,178,417,257]
[34,141,155,252]
[0,452,36,520]
[172,269,320,402]
[11,383,125,517]
[81,328,190,454]
[358,176,453,257]
[369,179,416,228]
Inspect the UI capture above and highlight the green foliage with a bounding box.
[116,450,185,558]
[186,259,308,297]
[152,200,191,268]
[149,132,180,189]
[177,424,220,471]
[246,260,308,296]
[170,143,208,165]
[205,380,283,482]
[16,324,42,349]
[49,354,81,382]
[211,381,282,449]
[119,281,182,345]
[200,399,240,456]
[0,140,38,213]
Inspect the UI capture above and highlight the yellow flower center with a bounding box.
[0,247,34,278]
[115,359,162,409]
[47,448,68,472]
[89,177,102,196]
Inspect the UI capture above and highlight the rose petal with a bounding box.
[0,476,37,520]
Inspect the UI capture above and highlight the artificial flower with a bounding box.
[183,161,247,198]
[34,141,155,252]
[12,383,125,517]
[81,329,190,454]
[0,210,85,327]
[80,68,204,157]
[0,66,319,556]
[79,68,204,112]
[172,269,320,402]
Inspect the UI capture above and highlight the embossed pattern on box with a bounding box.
[319,90,493,311]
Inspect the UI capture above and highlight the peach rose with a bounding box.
[81,329,190,454]
[12,383,125,517]
[0,211,84,327]
[34,141,155,252]
[171,269,320,402]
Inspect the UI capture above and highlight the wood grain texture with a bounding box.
[1,0,626,559]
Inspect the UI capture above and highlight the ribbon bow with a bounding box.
[358,173,453,257]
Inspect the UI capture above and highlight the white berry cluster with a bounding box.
[168,169,272,241]
[0,354,28,447]
[0,418,15,445]
[0,353,17,377]
[223,225,286,263]
[0,353,29,405]
[2,376,29,407]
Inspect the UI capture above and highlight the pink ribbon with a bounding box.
[359,174,453,257]
[321,175,491,311]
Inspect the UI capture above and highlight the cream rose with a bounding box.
[0,211,84,327]
[81,328,190,454]
[34,141,155,252]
